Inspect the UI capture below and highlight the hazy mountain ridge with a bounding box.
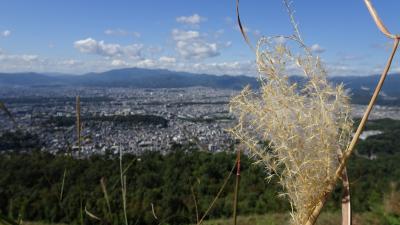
[1,68,400,104]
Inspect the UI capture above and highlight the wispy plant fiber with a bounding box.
[229,34,353,225]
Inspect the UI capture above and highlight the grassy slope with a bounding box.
[203,212,383,225]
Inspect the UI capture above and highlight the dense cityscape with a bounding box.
[1,86,399,157]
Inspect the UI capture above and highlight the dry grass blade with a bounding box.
[364,0,397,39]
[197,159,237,225]
[119,149,129,225]
[84,206,102,221]
[233,149,241,225]
[100,177,113,220]
[76,96,81,153]
[236,0,254,51]
[191,186,199,224]
[151,203,158,221]
[59,168,67,202]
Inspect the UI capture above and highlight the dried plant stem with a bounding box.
[59,168,67,202]
[119,149,129,225]
[341,167,351,225]
[305,37,400,225]
[100,177,112,220]
[233,149,241,225]
[151,203,158,220]
[197,159,236,225]
[191,186,199,224]
[364,0,397,39]
[76,96,81,154]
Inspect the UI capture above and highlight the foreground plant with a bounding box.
[230,0,399,224]
[229,34,353,224]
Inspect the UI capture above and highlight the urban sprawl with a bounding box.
[1,86,399,156]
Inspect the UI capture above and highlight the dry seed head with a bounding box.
[229,37,353,225]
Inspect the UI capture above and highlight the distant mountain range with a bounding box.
[1,67,400,104]
[0,68,259,90]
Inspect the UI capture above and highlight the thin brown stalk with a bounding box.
[76,96,81,153]
[197,159,237,225]
[100,177,113,220]
[304,1,400,224]
[59,168,67,202]
[341,167,351,225]
[191,186,199,224]
[236,0,255,51]
[305,36,400,225]
[364,0,397,39]
[120,149,129,225]
[233,149,241,225]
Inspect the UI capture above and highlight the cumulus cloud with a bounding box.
[104,29,141,38]
[176,14,206,25]
[74,38,143,59]
[310,44,325,54]
[171,29,220,60]
[1,30,11,37]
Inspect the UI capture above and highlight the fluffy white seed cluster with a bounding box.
[229,37,353,225]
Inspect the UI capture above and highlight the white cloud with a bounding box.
[176,14,206,25]
[1,30,11,37]
[111,59,128,67]
[172,29,200,41]
[136,59,156,68]
[171,29,220,60]
[0,53,39,62]
[310,44,325,54]
[104,29,141,38]
[159,56,176,63]
[74,38,143,58]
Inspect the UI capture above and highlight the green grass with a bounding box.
[203,212,384,225]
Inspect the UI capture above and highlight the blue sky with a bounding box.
[0,0,399,76]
